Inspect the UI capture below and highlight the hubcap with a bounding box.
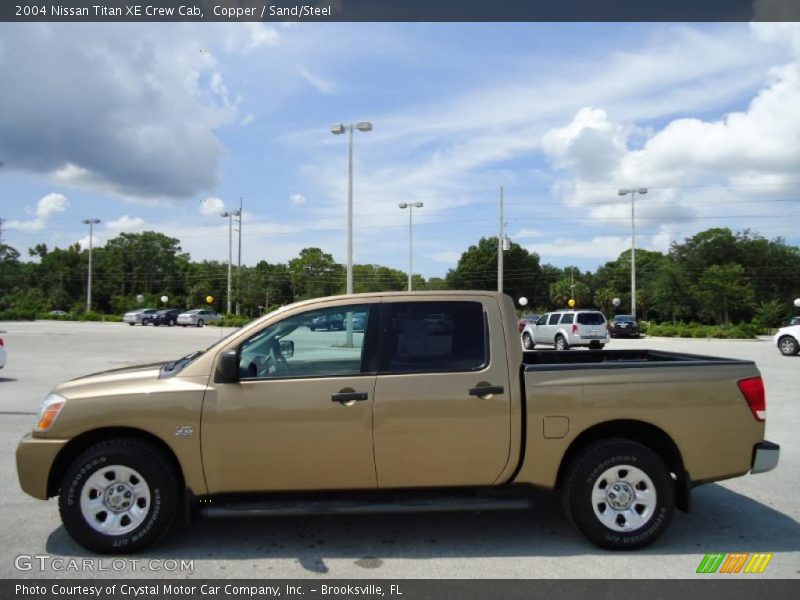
[80,465,151,536]
[780,338,796,354]
[591,465,656,532]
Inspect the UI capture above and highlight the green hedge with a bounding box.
[646,322,760,339]
[216,315,253,328]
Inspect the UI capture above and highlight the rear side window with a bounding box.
[560,313,575,324]
[577,312,606,325]
[385,301,487,373]
[548,314,561,325]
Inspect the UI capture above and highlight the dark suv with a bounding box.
[152,309,180,327]
[609,314,640,338]
[309,313,344,331]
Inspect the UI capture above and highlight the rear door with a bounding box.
[372,298,512,488]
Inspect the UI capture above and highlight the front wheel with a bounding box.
[168,319,176,327]
[58,438,179,553]
[555,335,569,351]
[562,439,675,550]
[141,319,149,326]
[197,319,204,327]
[522,332,534,350]
[778,335,799,356]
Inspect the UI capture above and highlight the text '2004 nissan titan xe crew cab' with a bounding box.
[16,292,779,553]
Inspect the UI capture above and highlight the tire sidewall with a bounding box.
[522,333,533,349]
[564,440,675,550]
[59,440,177,554]
[778,336,798,356]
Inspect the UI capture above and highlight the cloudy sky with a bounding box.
[1,22,799,276]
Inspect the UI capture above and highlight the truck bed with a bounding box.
[523,348,753,371]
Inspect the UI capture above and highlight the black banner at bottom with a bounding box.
[4,580,800,600]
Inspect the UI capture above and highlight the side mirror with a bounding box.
[217,349,240,382]
[279,339,295,358]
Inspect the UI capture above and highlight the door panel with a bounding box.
[201,303,378,493]
[202,376,377,493]
[372,299,512,488]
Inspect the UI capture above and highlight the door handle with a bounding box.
[468,385,504,397]
[331,392,369,403]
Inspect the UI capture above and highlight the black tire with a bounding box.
[168,319,176,327]
[141,318,149,326]
[561,439,675,550]
[58,438,179,554]
[522,332,534,350]
[128,323,135,326]
[153,322,159,327]
[197,319,204,327]
[589,341,604,350]
[778,335,799,356]
[555,334,569,351]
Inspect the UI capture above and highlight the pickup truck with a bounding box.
[16,292,779,553]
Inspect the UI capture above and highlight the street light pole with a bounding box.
[81,218,101,313]
[617,188,648,320]
[399,202,423,291]
[236,197,242,315]
[498,185,504,293]
[330,121,373,296]
[221,210,233,314]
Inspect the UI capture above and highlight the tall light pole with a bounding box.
[82,218,101,313]
[220,210,233,314]
[330,121,373,296]
[235,197,242,315]
[398,202,423,291]
[498,185,504,293]
[618,188,648,320]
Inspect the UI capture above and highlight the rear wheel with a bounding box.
[778,335,799,356]
[522,332,534,350]
[562,439,675,550]
[168,319,176,327]
[555,335,569,351]
[58,438,179,554]
[141,318,149,326]
[197,319,204,327]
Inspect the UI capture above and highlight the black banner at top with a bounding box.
[2,0,800,23]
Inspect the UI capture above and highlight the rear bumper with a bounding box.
[751,441,780,474]
[16,433,69,499]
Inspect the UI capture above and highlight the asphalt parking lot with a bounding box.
[0,320,797,579]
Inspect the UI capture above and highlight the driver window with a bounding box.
[238,304,370,380]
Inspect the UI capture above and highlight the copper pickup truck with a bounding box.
[16,292,779,553]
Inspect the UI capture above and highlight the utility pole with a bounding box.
[498,185,504,293]
[221,210,233,314]
[618,188,648,320]
[236,196,242,315]
[82,218,101,313]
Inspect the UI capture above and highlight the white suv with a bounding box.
[522,310,609,350]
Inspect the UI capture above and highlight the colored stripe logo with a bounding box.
[697,553,773,574]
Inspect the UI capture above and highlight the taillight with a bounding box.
[0,337,4,346]
[572,324,578,334]
[738,376,766,422]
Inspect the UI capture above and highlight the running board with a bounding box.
[200,495,533,519]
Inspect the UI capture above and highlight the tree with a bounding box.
[446,237,543,305]
[694,264,753,325]
[288,248,344,300]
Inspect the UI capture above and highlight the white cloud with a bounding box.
[5,192,69,231]
[200,197,225,216]
[240,114,255,126]
[75,234,105,250]
[289,193,307,206]
[432,251,461,264]
[106,215,145,230]
[299,68,338,94]
[510,228,542,239]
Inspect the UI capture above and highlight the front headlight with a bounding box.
[36,393,66,431]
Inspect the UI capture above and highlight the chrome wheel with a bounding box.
[555,335,568,351]
[522,333,534,350]
[591,464,656,532]
[778,336,798,356]
[80,465,151,536]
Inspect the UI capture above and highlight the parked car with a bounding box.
[522,309,609,350]
[49,310,69,317]
[774,324,800,356]
[16,291,778,554]
[518,313,539,333]
[123,308,158,326]
[787,316,800,326]
[0,335,6,369]
[609,314,640,338]
[177,309,221,327]
[152,309,180,327]
[309,313,344,331]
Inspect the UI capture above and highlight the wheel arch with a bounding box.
[47,427,186,499]
[555,419,690,512]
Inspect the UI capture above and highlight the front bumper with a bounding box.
[16,433,70,499]
[751,441,780,474]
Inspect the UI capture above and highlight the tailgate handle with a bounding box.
[331,392,369,403]
[468,385,504,397]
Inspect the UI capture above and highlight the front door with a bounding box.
[372,298,512,488]
[202,303,379,493]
